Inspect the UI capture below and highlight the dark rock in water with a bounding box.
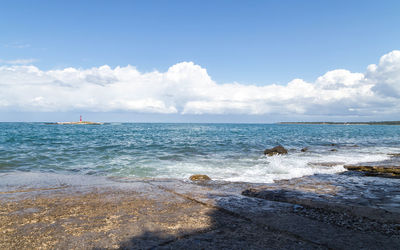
[330,149,338,152]
[189,174,211,181]
[301,147,308,152]
[388,153,400,157]
[264,145,288,156]
[344,164,400,177]
[308,162,345,167]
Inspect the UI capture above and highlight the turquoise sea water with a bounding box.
[1,123,400,183]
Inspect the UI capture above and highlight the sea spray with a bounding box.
[0,122,399,183]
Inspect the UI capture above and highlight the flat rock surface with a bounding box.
[243,172,400,220]
[1,172,399,249]
[344,158,400,177]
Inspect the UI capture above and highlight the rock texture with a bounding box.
[343,157,400,177]
[308,162,344,167]
[264,145,288,156]
[1,172,399,249]
[189,174,211,181]
[242,172,400,226]
[344,165,400,177]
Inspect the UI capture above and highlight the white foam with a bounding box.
[142,147,393,183]
[3,147,394,186]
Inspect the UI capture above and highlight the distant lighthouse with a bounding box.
[45,114,102,125]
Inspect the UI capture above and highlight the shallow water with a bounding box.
[1,123,400,183]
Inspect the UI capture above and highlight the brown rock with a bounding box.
[189,174,211,181]
[264,146,288,156]
[308,162,345,167]
[344,165,400,177]
[301,147,308,152]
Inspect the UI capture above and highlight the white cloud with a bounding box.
[368,50,400,98]
[0,58,36,65]
[0,50,399,116]
[4,42,31,49]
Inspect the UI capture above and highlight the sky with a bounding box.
[1,0,400,122]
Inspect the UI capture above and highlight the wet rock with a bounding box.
[293,204,304,212]
[301,147,308,152]
[344,165,400,177]
[388,153,400,157]
[242,173,400,224]
[264,145,288,156]
[308,162,344,167]
[330,149,338,152]
[2,173,400,249]
[189,174,211,181]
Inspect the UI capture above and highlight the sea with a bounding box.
[1,122,400,184]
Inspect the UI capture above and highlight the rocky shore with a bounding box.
[1,163,399,249]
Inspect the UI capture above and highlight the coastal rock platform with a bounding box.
[1,172,399,249]
[243,172,400,223]
[344,159,400,177]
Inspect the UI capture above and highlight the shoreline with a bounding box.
[1,165,399,249]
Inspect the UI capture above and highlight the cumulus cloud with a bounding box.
[0,50,400,116]
[368,50,400,98]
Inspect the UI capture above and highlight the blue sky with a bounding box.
[2,0,399,84]
[1,0,400,122]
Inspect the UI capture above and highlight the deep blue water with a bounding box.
[1,123,400,183]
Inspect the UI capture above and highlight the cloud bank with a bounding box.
[1,50,400,117]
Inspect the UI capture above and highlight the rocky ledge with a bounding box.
[1,171,399,249]
[242,172,400,223]
[344,157,400,178]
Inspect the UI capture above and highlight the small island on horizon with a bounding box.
[45,115,103,125]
